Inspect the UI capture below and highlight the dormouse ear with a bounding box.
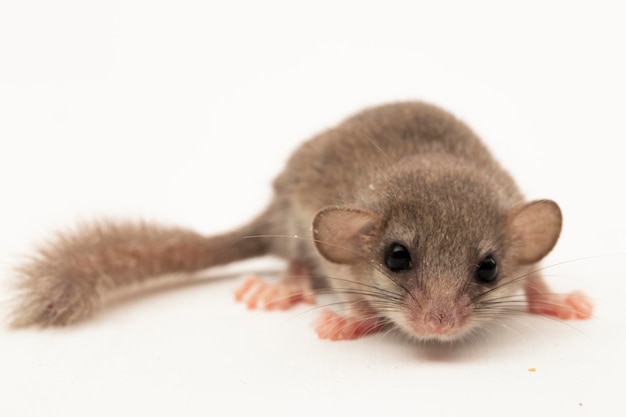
[312,206,382,264]
[507,200,562,264]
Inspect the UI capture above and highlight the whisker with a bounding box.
[473,299,592,337]
[482,291,592,303]
[243,234,417,306]
[322,275,406,300]
[365,259,418,303]
[243,233,364,258]
[283,300,357,321]
[313,288,403,305]
[470,255,606,306]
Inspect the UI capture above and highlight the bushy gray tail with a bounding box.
[10,218,270,327]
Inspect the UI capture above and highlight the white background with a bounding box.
[1,1,625,416]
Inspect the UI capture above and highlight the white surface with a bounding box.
[1,1,625,416]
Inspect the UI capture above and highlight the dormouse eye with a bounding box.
[385,243,412,272]
[476,256,498,283]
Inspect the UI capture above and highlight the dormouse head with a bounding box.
[312,160,562,342]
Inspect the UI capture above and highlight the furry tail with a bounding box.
[11,217,270,327]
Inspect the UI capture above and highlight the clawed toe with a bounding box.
[314,309,383,341]
[527,290,594,320]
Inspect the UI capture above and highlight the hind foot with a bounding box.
[234,261,315,310]
[527,290,594,320]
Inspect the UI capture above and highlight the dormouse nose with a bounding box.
[423,305,457,334]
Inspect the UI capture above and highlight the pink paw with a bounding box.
[528,290,594,320]
[234,275,315,310]
[314,309,383,341]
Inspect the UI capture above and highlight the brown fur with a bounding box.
[11,218,269,327]
[10,102,568,339]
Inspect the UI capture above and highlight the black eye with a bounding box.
[385,243,412,272]
[476,256,498,283]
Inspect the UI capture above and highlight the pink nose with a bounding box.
[423,307,456,334]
